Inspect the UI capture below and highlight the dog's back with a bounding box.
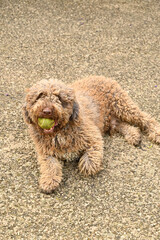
[71,76,116,133]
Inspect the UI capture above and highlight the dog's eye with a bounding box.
[35,92,45,101]
[56,95,68,108]
[61,101,68,108]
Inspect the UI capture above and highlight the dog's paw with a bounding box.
[148,126,160,144]
[39,175,61,194]
[124,127,141,146]
[78,153,102,176]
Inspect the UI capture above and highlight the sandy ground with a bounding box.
[0,0,160,239]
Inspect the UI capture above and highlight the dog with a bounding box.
[23,76,160,193]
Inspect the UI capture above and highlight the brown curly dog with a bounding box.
[23,76,160,193]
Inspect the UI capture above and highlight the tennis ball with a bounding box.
[38,118,55,129]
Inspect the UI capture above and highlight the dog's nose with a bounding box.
[43,108,52,115]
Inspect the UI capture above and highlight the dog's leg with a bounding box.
[110,117,141,146]
[78,127,104,176]
[111,84,160,144]
[38,155,62,193]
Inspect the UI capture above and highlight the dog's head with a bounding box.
[23,79,79,134]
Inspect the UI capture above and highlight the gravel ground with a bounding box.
[0,0,160,239]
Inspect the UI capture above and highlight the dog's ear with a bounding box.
[70,101,79,121]
[59,88,79,120]
[22,104,33,124]
[58,88,74,107]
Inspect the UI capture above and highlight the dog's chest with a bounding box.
[51,132,83,161]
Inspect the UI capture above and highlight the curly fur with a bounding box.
[23,76,160,193]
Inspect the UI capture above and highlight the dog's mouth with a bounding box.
[43,123,58,134]
[37,117,58,134]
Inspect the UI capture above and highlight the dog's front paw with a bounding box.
[78,152,102,176]
[39,175,61,194]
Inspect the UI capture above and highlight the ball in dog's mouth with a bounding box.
[38,118,57,133]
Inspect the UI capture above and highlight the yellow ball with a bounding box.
[38,118,55,129]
